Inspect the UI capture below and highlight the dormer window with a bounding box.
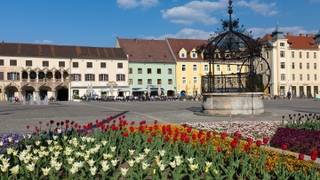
[179,48,187,59]
[191,49,198,59]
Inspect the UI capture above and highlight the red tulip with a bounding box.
[184,136,190,143]
[216,146,222,153]
[243,143,251,152]
[122,131,129,137]
[255,140,262,147]
[164,136,170,142]
[281,143,288,151]
[147,137,152,143]
[298,153,304,160]
[247,137,253,145]
[263,137,269,145]
[221,132,228,140]
[186,127,192,133]
[230,139,238,149]
[311,150,318,161]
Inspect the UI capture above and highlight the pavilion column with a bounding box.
[52,70,56,82]
[61,69,64,83]
[27,71,30,82]
[36,70,39,83]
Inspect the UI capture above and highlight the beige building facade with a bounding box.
[262,30,320,97]
[0,43,129,102]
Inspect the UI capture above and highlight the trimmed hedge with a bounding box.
[270,128,320,155]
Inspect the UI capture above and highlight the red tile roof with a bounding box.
[261,34,319,50]
[117,38,175,63]
[166,38,207,61]
[0,42,127,60]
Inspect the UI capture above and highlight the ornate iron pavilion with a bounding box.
[200,0,271,93]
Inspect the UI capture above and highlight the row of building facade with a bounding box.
[0,30,320,101]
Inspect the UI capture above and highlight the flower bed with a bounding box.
[0,118,319,179]
[270,127,320,155]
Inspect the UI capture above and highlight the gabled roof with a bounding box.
[166,38,207,61]
[117,38,175,63]
[0,42,127,60]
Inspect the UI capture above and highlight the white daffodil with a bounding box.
[159,163,166,171]
[100,161,110,172]
[175,156,183,166]
[67,157,75,165]
[69,166,78,174]
[52,135,58,140]
[128,149,135,156]
[187,157,194,164]
[75,161,84,168]
[64,147,73,156]
[80,145,86,151]
[101,140,107,146]
[189,164,198,171]
[0,141,3,147]
[103,153,113,160]
[53,162,62,171]
[26,163,35,172]
[158,150,166,157]
[6,148,14,155]
[35,141,41,146]
[111,159,118,167]
[205,161,212,173]
[155,156,161,166]
[10,165,19,175]
[128,159,135,167]
[87,159,95,167]
[90,166,97,176]
[0,162,9,172]
[169,161,176,168]
[8,137,12,143]
[42,167,50,176]
[142,161,150,170]
[144,148,150,155]
[47,140,52,145]
[110,146,116,152]
[120,168,128,176]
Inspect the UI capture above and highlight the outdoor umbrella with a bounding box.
[158,86,162,96]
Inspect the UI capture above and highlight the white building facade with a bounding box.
[262,30,320,98]
[0,43,129,102]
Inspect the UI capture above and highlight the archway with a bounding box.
[167,90,175,97]
[22,71,28,80]
[38,71,45,82]
[21,86,35,102]
[55,71,61,81]
[5,86,18,102]
[56,86,68,101]
[63,71,69,80]
[39,86,52,100]
[29,71,36,81]
[180,90,186,97]
[46,71,53,80]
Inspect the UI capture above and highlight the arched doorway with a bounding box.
[5,86,18,102]
[180,90,186,97]
[46,71,53,80]
[22,71,28,81]
[21,86,35,102]
[38,71,45,82]
[56,86,68,101]
[39,86,51,100]
[55,71,61,81]
[29,71,36,82]
[167,90,175,97]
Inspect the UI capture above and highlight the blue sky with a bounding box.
[0,0,319,47]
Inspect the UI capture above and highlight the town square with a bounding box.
[0,0,320,179]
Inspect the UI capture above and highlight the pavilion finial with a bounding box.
[228,0,233,31]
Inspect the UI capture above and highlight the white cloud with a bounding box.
[117,0,159,9]
[248,26,317,38]
[237,0,277,16]
[161,0,227,25]
[144,28,214,39]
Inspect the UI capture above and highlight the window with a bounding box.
[70,74,81,81]
[26,60,32,66]
[314,52,317,59]
[138,79,143,85]
[191,51,197,58]
[10,60,17,66]
[291,51,295,58]
[7,72,20,81]
[182,65,186,71]
[292,62,295,69]
[280,51,285,58]
[117,63,123,69]
[0,59,4,66]
[315,74,318,81]
[0,72,3,80]
[168,79,173,85]
[100,62,106,68]
[129,79,133,85]
[87,62,93,68]
[204,65,208,71]
[280,62,285,69]
[307,52,310,59]
[129,68,133,74]
[280,42,285,46]
[182,77,186,84]
[99,74,109,81]
[147,68,152,74]
[292,74,295,81]
[59,61,65,67]
[147,79,152,85]
[217,65,220,71]
[193,77,197,83]
[85,74,95,81]
[300,74,303,81]
[42,61,49,67]
[307,74,310,81]
[168,68,172,74]
[280,74,285,81]
[157,68,161,74]
[227,65,231,71]
[116,74,125,81]
[72,62,79,68]
[299,63,302,69]
[299,52,302,58]
[193,64,197,71]
[237,65,240,72]
[157,79,162,85]
[314,63,317,70]
[307,63,310,69]
[138,68,142,74]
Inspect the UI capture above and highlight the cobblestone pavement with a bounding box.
[0,99,320,133]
